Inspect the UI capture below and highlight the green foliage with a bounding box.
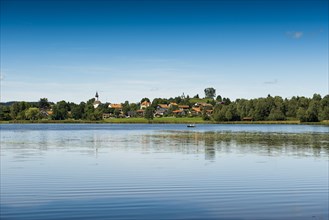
[0,93,327,123]
[216,95,222,102]
[213,105,227,121]
[222,97,231,105]
[39,98,50,110]
[9,102,30,119]
[71,102,85,120]
[305,100,319,122]
[25,108,40,120]
[144,107,154,121]
[0,105,12,120]
[267,108,285,121]
[297,107,307,122]
[140,98,150,103]
[319,95,329,120]
[202,109,210,120]
[204,87,216,99]
[189,98,214,104]
[130,103,139,111]
[52,101,69,120]
[113,109,121,117]
[122,101,130,115]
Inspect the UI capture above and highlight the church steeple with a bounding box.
[93,91,101,108]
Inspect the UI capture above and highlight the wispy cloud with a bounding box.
[0,72,5,81]
[150,87,159,92]
[264,79,278,85]
[286,31,303,39]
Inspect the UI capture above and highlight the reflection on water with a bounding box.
[2,129,329,160]
[1,124,328,220]
[147,131,329,159]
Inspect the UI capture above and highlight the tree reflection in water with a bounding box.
[145,131,329,159]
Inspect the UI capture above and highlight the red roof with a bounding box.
[109,104,122,109]
[178,105,189,109]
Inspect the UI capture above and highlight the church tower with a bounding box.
[93,91,101,108]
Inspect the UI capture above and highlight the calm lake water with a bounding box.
[1,124,328,220]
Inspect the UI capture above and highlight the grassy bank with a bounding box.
[1,118,329,125]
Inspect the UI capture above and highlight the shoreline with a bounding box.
[1,119,329,126]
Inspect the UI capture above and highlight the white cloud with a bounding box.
[286,31,304,39]
[264,79,278,85]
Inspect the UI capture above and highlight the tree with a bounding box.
[202,109,210,120]
[267,108,285,121]
[25,108,39,120]
[130,103,139,111]
[113,109,121,118]
[140,98,150,103]
[204,87,216,99]
[285,97,298,117]
[222,97,231,105]
[144,107,154,121]
[52,101,69,120]
[8,102,30,120]
[10,103,21,119]
[71,102,85,120]
[216,95,222,102]
[39,98,50,110]
[193,94,199,99]
[297,107,307,122]
[0,105,12,120]
[305,100,319,122]
[213,104,226,121]
[253,99,268,120]
[122,101,130,115]
[319,95,329,120]
[84,99,96,120]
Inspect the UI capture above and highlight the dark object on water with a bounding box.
[187,124,195,127]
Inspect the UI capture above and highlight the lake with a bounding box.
[1,124,328,219]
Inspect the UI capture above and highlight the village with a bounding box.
[92,92,216,120]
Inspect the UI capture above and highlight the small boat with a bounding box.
[187,124,195,127]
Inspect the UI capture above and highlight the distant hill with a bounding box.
[0,101,20,106]
[0,101,47,106]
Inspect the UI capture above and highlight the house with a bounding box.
[136,109,145,117]
[140,101,151,109]
[102,113,111,119]
[169,102,178,108]
[178,105,189,110]
[127,111,137,118]
[191,107,202,116]
[172,109,185,116]
[155,104,169,116]
[206,110,213,116]
[157,104,169,109]
[108,103,123,117]
[195,102,213,110]
[242,117,253,121]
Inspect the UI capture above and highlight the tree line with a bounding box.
[212,94,328,122]
[0,91,328,122]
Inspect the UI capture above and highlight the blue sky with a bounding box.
[1,0,328,103]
